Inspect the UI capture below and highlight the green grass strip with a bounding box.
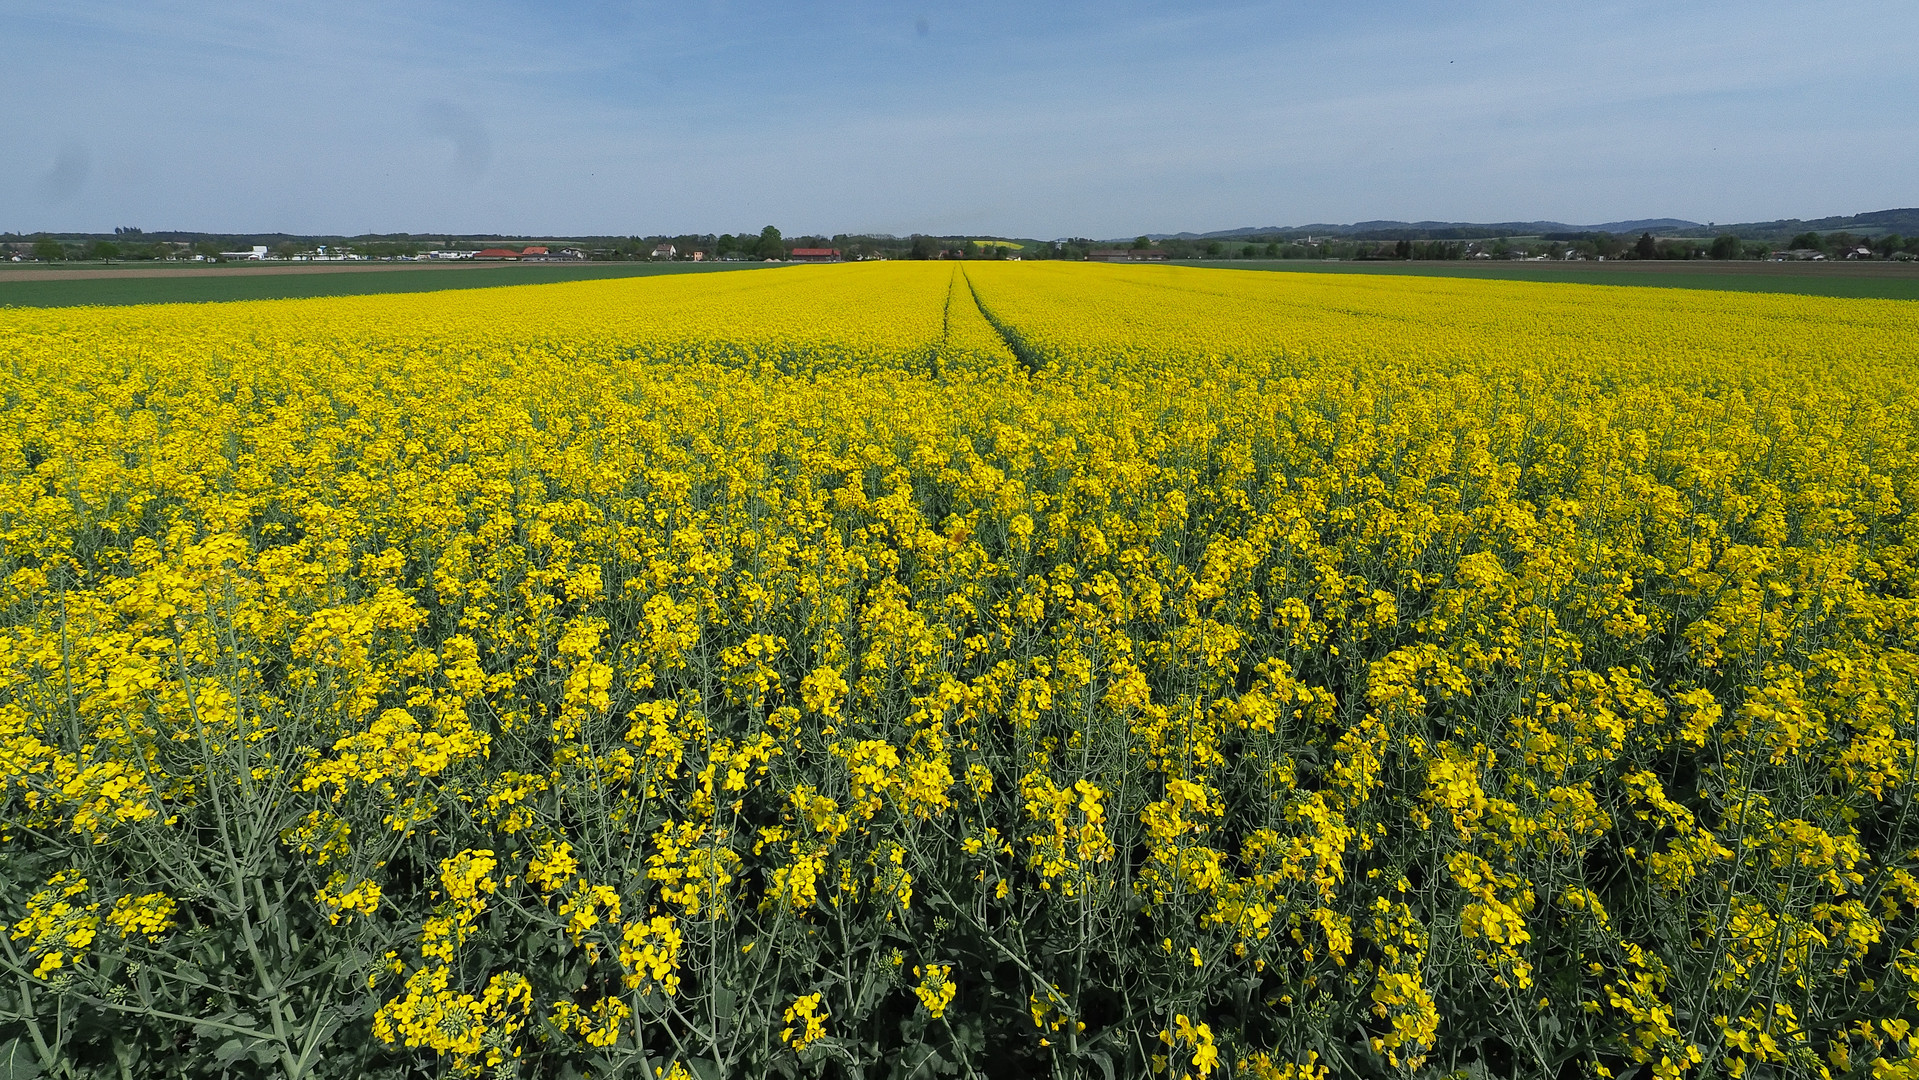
[1180,259,1919,300]
[0,261,773,309]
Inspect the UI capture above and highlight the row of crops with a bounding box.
[5,263,1919,1078]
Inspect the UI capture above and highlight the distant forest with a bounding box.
[7,208,1919,264]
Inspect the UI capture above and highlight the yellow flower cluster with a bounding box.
[1158,1013,1220,1078]
[912,962,957,1018]
[781,992,829,1052]
[10,871,99,978]
[6,262,1919,1078]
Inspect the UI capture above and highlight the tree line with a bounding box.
[10,226,1919,265]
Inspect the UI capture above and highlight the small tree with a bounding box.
[31,238,63,261]
[1132,235,1151,250]
[756,226,785,261]
[89,240,121,263]
[1710,234,1742,260]
[1634,232,1658,259]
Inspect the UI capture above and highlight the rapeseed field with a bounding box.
[5,262,1919,1079]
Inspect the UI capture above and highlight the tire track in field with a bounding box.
[959,266,1044,375]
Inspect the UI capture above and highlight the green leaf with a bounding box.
[952,1018,985,1054]
[899,1044,947,1079]
[0,1039,44,1080]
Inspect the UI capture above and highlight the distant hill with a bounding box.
[1140,220,1702,243]
[1135,209,1918,244]
[1711,208,1919,240]
[1586,218,1705,234]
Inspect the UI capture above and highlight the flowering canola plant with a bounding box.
[4,261,1919,1079]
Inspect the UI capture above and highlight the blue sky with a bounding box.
[4,1,1914,238]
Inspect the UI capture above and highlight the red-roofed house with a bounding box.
[473,248,521,260]
[789,248,841,262]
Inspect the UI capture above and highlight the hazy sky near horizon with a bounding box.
[5,1,1914,238]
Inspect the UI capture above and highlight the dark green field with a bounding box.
[1183,258,1919,300]
[0,261,769,308]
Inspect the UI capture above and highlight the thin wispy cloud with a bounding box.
[421,100,493,181]
[34,145,91,206]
